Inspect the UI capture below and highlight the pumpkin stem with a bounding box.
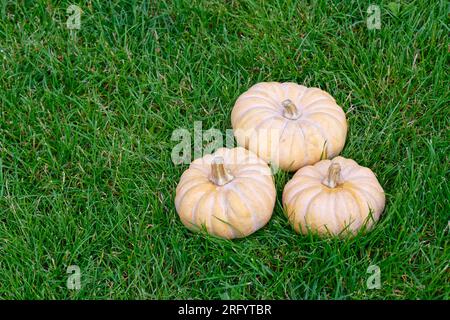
[322,163,341,188]
[210,157,234,186]
[282,99,302,120]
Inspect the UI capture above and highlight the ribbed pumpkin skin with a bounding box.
[231,82,347,172]
[175,147,276,239]
[282,156,385,236]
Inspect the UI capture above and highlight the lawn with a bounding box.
[0,0,448,299]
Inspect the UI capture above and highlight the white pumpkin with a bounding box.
[175,147,276,239]
[282,156,385,236]
[231,82,347,172]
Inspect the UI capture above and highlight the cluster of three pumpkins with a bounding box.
[175,82,385,239]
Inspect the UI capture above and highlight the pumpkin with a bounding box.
[175,147,276,239]
[231,82,347,172]
[282,156,385,236]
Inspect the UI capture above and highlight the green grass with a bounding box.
[0,0,448,299]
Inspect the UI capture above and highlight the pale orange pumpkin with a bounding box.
[231,82,347,172]
[282,156,385,236]
[175,147,276,239]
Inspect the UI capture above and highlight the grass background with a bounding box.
[0,0,448,299]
